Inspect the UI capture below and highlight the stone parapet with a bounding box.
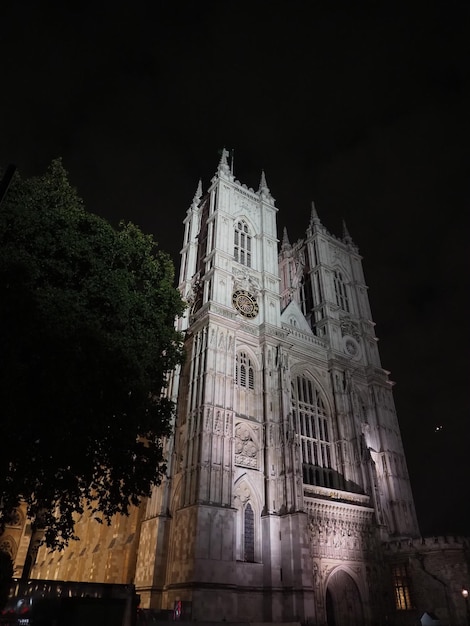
[384,535,470,553]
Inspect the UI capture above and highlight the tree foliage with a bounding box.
[0,160,184,548]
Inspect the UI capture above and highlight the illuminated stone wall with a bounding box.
[29,504,143,585]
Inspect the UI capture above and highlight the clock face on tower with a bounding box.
[232,289,259,319]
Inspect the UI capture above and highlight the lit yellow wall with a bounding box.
[2,502,145,585]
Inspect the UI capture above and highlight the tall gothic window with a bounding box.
[392,564,414,610]
[234,220,252,267]
[236,352,254,390]
[291,376,334,488]
[333,269,350,312]
[244,503,255,562]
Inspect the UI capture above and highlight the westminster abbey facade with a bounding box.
[5,152,470,625]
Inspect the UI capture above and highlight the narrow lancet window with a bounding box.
[244,503,255,562]
[333,269,350,312]
[236,353,255,390]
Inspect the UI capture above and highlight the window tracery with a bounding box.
[236,352,255,390]
[234,220,252,267]
[333,269,350,312]
[292,376,334,488]
[392,563,414,610]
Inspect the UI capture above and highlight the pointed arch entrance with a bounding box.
[326,569,364,626]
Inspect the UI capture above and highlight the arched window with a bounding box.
[234,220,252,267]
[0,536,16,559]
[291,376,334,488]
[333,269,350,312]
[244,503,255,562]
[236,352,255,390]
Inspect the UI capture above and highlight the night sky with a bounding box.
[1,2,469,537]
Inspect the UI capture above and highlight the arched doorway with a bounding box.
[326,569,364,626]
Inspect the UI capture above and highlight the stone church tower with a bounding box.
[132,151,419,624]
[9,152,469,624]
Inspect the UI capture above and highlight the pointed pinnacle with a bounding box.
[282,227,291,250]
[193,179,202,203]
[310,201,320,225]
[342,219,353,243]
[258,169,269,192]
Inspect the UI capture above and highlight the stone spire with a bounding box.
[306,200,321,237]
[258,170,269,192]
[258,169,274,202]
[281,227,291,251]
[342,219,353,245]
[309,201,320,227]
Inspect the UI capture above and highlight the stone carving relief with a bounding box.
[232,267,261,296]
[340,317,361,340]
[235,422,259,469]
[308,504,377,561]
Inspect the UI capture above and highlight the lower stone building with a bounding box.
[385,536,470,626]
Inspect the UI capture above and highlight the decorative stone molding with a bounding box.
[234,482,251,506]
[307,498,377,560]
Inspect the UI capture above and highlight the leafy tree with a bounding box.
[0,160,184,548]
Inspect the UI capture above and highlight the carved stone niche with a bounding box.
[234,422,259,469]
